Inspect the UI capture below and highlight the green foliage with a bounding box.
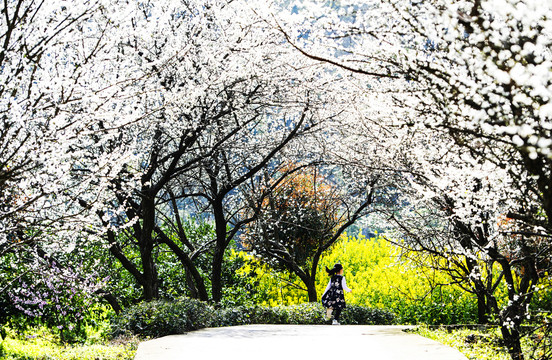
[340,304,396,325]
[212,304,319,326]
[88,216,217,309]
[158,217,216,300]
[213,306,254,326]
[219,248,260,307]
[1,253,110,343]
[530,276,552,316]
[285,303,326,324]
[111,298,396,338]
[110,298,215,339]
[244,306,290,324]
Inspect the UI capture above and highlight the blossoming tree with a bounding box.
[263,0,552,358]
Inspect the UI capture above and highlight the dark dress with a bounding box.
[321,275,346,310]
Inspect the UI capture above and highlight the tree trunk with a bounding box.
[211,198,228,303]
[211,246,224,303]
[96,290,122,314]
[476,292,488,324]
[290,267,318,302]
[186,268,199,299]
[500,325,525,360]
[307,252,323,302]
[463,255,490,324]
[141,258,159,301]
[306,279,318,302]
[140,196,159,301]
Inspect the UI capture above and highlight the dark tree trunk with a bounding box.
[293,269,315,302]
[140,260,158,301]
[211,246,224,303]
[211,198,227,303]
[307,251,323,302]
[186,268,199,299]
[500,325,525,360]
[140,196,159,301]
[496,256,535,360]
[463,253,491,324]
[476,292,488,324]
[306,278,318,303]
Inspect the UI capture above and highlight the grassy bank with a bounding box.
[415,325,551,360]
[0,327,138,360]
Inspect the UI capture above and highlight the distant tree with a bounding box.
[244,164,379,302]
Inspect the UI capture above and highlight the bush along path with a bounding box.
[110,298,396,339]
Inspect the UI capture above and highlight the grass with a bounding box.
[415,326,510,360]
[0,326,138,360]
[415,325,552,360]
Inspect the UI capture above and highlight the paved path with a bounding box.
[134,324,467,360]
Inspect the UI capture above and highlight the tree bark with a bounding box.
[500,326,525,360]
[211,246,224,303]
[476,292,488,324]
[186,268,199,299]
[139,195,159,301]
[306,277,318,302]
[307,250,324,302]
[211,197,228,303]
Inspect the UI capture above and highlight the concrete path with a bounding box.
[134,324,468,360]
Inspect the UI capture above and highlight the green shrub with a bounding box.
[110,298,215,338]
[341,304,396,325]
[246,305,290,324]
[219,302,396,326]
[245,302,396,325]
[214,306,252,327]
[111,298,397,339]
[286,303,326,324]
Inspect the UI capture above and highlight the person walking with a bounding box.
[321,263,352,325]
